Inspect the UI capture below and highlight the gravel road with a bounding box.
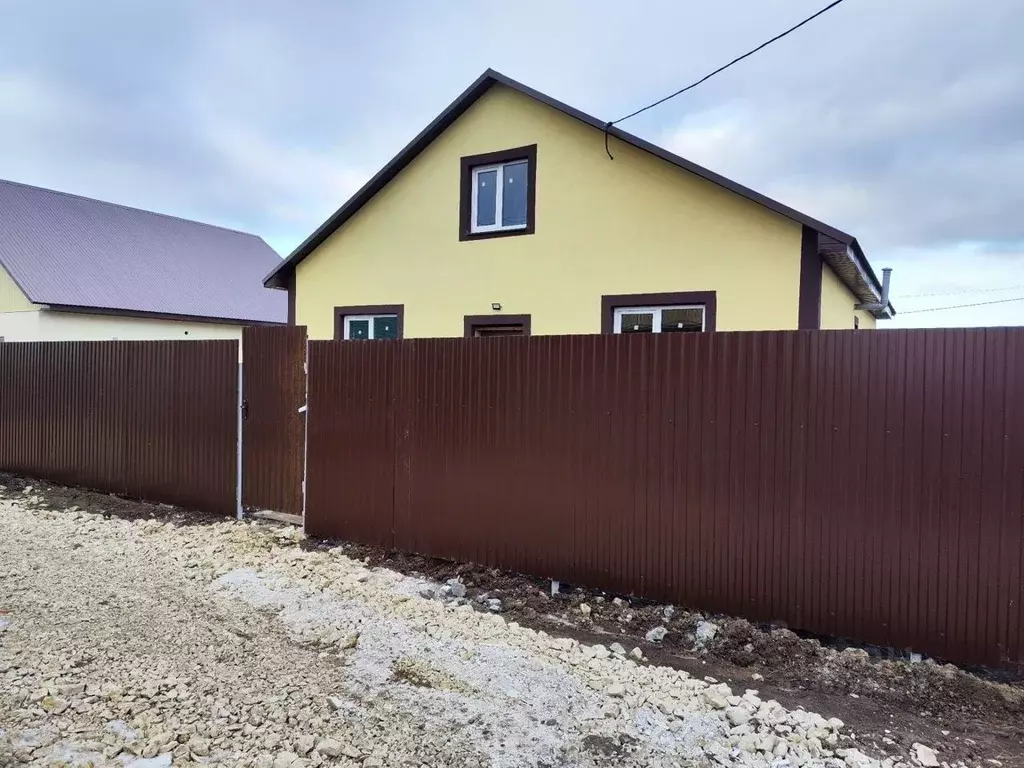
[0,485,951,768]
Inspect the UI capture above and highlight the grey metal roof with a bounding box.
[0,178,286,324]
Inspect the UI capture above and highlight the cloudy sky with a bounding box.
[2,0,1021,327]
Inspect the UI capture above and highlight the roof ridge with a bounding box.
[0,177,259,238]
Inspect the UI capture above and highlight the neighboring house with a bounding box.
[265,70,893,340]
[0,179,286,342]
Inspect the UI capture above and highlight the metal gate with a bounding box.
[241,326,307,518]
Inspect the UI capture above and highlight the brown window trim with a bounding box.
[333,304,405,340]
[601,291,717,334]
[463,314,532,337]
[459,144,537,242]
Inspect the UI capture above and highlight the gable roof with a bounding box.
[0,179,287,324]
[264,69,888,310]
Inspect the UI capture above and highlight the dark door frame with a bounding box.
[463,314,532,337]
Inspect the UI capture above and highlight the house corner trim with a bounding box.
[798,226,822,330]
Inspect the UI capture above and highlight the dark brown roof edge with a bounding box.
[264,71,499,290]
[264,69,885,302]
[44,303,286,327]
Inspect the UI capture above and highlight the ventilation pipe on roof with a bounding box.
[855,267,893,316]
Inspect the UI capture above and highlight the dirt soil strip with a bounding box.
[0,473,1020,768]
[317,545,1024,766]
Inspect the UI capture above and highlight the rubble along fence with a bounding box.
[304,329,1024,671]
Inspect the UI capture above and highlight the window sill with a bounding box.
[460,226,534,242]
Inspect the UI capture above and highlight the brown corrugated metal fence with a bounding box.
[0,340,238,515]
[242,326,306,516]
[2,329,1021,669]
[305,329,1024,670]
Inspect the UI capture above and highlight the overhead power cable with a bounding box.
[899,296,1024,314]
[893,284,1024,300]
[602,0,850,158]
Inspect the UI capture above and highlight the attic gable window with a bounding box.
[460,145,537,241]
[473,160,527,232]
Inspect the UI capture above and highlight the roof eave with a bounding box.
[44,303,287,327]
[846,243,895,317]
[846,237,889,305]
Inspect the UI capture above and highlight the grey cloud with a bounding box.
[0,0,1021,325]
[659,0,1024,253]
[884,246,1024,328]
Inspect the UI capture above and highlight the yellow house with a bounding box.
[266,70,893,340]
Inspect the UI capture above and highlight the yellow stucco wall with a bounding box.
[295,85,804,339]
[821,263,876,330]
[0,264,34,312]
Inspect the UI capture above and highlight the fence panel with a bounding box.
[242,326,307,517]
[303,329,1024,669]
[0,340,237,515]
[306,340,396,547]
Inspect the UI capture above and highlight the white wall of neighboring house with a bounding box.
[0,308,43,341]
[43,310,242,341]
[0,263,249,342]
[0,308,245,342]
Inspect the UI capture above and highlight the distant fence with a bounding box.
[305,330,1024,670]
[0,340,238,515]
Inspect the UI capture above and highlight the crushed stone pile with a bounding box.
[0,487,961,767]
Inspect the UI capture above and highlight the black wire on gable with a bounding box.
[602,0,850,160]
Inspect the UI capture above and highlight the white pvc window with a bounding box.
[613,305,705,334]
[343,314,398,340]
[471,159,528,233]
